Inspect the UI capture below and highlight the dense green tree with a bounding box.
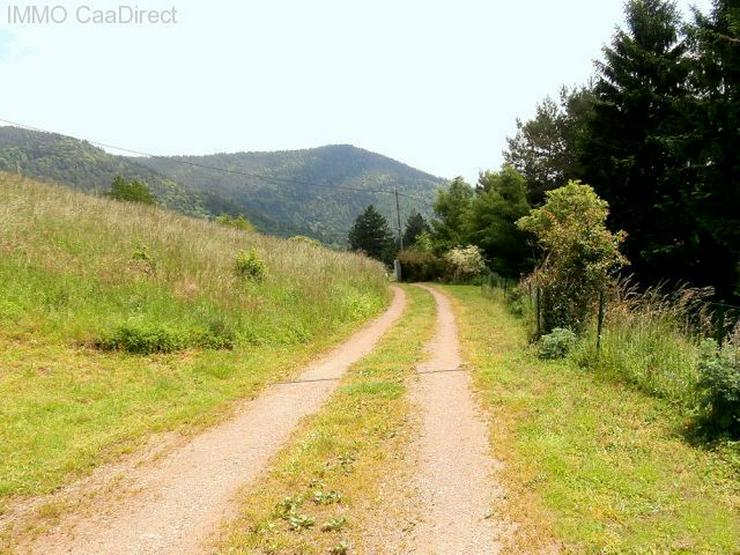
[430,177,474,251]
[580,0,692,287]
[348,205,395,264]
[504,87,594,206]
[683,0,740,296]
[402,212,430,248]
[109,176,156,205]
[517,182,627,333]
[466,166,532,277]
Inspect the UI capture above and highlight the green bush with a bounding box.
[539,327,578,359]
[697,336,739,437]
[398,249,445,282]
[444,245,487,283]
[215,213,255,232]
[108,176,156,205]
[517,182,626,333]
[96,323,188,354]
[96,319,235,354]
[234,248,266,282]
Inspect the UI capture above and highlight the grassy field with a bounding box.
[216,285,436,554]
[0,173,389,504]
[445,285,739,553]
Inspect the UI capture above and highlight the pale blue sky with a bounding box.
[0,0,710,182]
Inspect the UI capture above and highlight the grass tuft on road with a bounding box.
[215,285,436,554]
[445,285,739,554]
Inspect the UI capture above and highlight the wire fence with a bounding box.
[485,272,740,351]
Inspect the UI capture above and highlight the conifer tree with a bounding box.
[348,205,395,264]
[402,212,429,248]
[581,0,690,283]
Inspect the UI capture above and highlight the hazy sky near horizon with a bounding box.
[0,0,710,183]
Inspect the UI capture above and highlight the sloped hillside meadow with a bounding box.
[0,172,389,502]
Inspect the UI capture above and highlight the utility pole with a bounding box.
[394,189,404,251]
[394,189,404,281]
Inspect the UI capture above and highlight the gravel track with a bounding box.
[23,287,406,555]
[407,285,506,554]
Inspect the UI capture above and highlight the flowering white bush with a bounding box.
[444,245,487,282]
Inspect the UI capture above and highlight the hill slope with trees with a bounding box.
[131,145,441,245]
[0,127,442,246]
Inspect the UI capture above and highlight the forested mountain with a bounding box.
[132,145,442,244]
[0,127,206,216]
[0,127,442,245]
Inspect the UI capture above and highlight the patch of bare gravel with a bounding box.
[9,287,406,555]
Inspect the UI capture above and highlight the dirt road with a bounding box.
[23,287,406,555]
[408,285,507,553]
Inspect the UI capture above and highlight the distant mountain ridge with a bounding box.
[0,127,443,245]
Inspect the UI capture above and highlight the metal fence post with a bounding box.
[717,305,726,347]
[596,290,605,354]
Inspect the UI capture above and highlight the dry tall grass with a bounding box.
[0,172,389,348]
[575,280,717,409]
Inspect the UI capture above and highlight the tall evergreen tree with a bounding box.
[402,212,429,248]
[504,87,595,206]
[430,177,474,251]
[348,205,394,264]
[467,166,532,277]
[581,0,692,286]
[684,0,740,296]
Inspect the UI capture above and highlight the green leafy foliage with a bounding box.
[505,87,594,206]
[698,335,740,437]
[234,248,267,282]
[109,175,156,205]
[444,245,487,283]
[0,127,205,215]
[215,213,254,232]
[682,0,740,298]
[320,515,347,532]
[135,144,440,247]
[95,320,235,354]
[504,285,528,317]
[402,211,429,248]
[504,0,740,299]
[286,512,316,530]
[398,249,445,282]
[96,322,188,354]
[311,489,342,505]
[517,182,626,333]
[430,176,474,252]
[466,166,532,277]
[330,541,349,555]
[581,0,694,293]
[538,327,578,359]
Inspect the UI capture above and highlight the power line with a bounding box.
[0,117,434,204]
